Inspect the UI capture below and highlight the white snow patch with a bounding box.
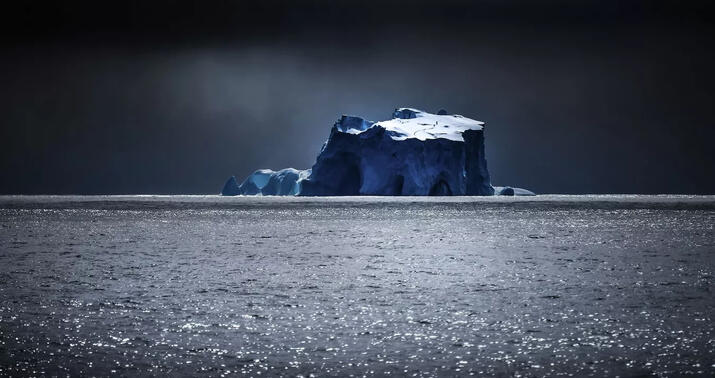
[345,108,484,142]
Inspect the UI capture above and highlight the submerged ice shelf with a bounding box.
[222,108,534,196]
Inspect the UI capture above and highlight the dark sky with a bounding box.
[1,0,714,194]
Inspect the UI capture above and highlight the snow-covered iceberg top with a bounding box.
[339,108,484,142]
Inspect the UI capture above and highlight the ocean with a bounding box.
[1,195,713,376]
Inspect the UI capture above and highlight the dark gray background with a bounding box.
[1,0,713,194]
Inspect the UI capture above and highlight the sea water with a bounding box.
[1,195,713,376]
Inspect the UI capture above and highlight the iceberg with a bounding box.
[493,186,537,196]
[222,108,534,196]
[221,168,309,196]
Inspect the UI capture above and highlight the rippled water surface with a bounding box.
[1,195,714,377]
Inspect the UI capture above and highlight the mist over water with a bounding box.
[1,196,713,376]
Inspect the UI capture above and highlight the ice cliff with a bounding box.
[222,108,534,196]
[222,168,310,196]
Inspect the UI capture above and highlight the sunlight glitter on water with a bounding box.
[0,196,713,376]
